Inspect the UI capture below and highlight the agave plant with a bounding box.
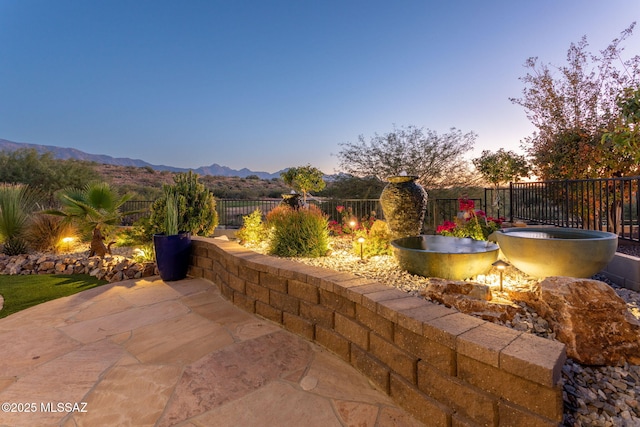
[0,183,41,255]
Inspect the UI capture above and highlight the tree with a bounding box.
[602,86,640,163]
[336,125,476,188]
[472,149,529,188]
[280,165,326,202]
[510,23,640,179]
[473,149,530,215]
[0,149,100,199]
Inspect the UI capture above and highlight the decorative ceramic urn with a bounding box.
[379,175,428,240]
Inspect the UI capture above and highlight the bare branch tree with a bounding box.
[336,125,477,188]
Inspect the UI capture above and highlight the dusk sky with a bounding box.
[1,1,639,174]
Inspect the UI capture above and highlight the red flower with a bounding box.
[458,198,475,212]
[436,220,457,233]
[336,206,345,213]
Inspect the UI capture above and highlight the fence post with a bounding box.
[509,182,514,223]
[564,180,570,227]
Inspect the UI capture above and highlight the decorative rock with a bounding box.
[421,278,521,323]
[423,278,492,301]
[0,252,155,284]
[514,277,640,366]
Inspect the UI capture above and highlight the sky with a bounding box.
[1,1,639,174]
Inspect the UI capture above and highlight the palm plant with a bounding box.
[45,182,134,247]
[0,183,40,255]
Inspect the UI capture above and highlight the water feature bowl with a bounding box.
[491,227,618,278]
[391,235,499,280]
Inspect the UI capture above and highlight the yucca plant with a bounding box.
[0,183,40,255]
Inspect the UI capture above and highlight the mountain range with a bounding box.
[0,138,284,179]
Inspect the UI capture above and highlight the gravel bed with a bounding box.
[259,240,640,427]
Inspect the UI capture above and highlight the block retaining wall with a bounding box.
[188,237,567,426]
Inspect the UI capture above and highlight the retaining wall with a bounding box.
[188,237,566,426]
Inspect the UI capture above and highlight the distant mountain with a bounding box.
[0,138,283,179]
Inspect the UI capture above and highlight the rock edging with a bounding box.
[0,252,156,283]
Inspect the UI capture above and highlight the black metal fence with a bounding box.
[121,198,464,231]
[507,177,640,241]
[122,177,640,243]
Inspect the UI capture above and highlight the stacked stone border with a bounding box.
[189,237,567,426]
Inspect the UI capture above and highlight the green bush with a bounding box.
[148,171,218,236]
[352,220,392,258]
[236,209,268,245]
[266,205,329,257]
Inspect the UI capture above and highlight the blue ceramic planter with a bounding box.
[153,232,192,281]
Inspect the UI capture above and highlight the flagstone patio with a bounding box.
[0,276,423,426]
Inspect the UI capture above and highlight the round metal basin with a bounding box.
[391,235,499,280]
[491,227,618,278]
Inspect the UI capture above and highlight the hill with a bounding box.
[95,164,291,200]
[0,138,283,179]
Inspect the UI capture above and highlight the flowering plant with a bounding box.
[436,198,504,241]
[328,206,377,236]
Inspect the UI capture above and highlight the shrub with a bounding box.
[352,220,392,258]
[266,205,329,257]
[0,183,41,254]
[148,171,218,236]
[236,209,268,245]
[116,217,153,246]
[24,213,78,253]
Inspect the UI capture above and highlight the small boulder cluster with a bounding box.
[0,253,156,283]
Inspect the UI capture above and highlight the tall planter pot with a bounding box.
[380,175,428,240]
[153,232,192,281]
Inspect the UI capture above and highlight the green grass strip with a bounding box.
[0,274,108,319]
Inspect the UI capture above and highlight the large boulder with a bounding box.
[515,277,640,365]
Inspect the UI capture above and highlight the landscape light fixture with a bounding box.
[357,236,365,261]
[62,237,74,253]
[492,259,510,292]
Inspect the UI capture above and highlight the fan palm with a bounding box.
[45,183,134,254]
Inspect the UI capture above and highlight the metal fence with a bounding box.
[121,197,465,232]
[508,177,640,242]
[121,178,640,243]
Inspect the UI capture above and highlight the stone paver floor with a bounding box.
[0,276,423,427]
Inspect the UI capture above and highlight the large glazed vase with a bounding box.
[380,175,428,240]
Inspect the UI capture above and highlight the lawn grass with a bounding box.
[0,274,108,319]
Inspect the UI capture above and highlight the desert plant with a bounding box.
[164,192,179,235]
[236,209,268,245]
[24,212,79,253]
[352,220,392,258]
[266,205,329,257]
[0,183,41,254]
[46,182,133,237]
[45,182,134,256]
[148,171,218,236]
